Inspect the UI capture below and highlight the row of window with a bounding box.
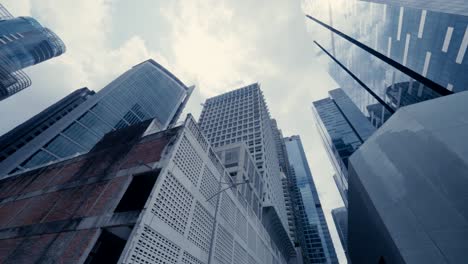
[0,101,82,162]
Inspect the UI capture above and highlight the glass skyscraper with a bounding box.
[303,0,468,127]
[312,88,375,207]
[0,59,193,177]
[0,4,66,101]
[284,135,338,264]
[361,0,468,16]
[0,87,94,165]
[331,207,349,263]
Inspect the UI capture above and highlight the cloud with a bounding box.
[161,0,279,96]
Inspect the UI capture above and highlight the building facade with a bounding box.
[198,83,291,242]
[331,207,349,262]
[284,135,338,264]
[0,4,66,100]
[312,88,375,207]
[360,0,468,16]
[271,119,298,244]
[0,115,293,263]
[214,142,264,219]
[0,59,193,177]
[304,0,468,127]
[348,91,468,263]
[0,87,95,164]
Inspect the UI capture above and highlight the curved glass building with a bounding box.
[0,59,193,177]
[0,4,66,101]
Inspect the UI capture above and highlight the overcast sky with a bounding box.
[0,0,346,262]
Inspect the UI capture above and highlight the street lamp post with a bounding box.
[206,178,250,264]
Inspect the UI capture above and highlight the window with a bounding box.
[114,170,160,212]
[85,228,131,263]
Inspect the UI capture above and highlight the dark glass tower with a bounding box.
[331,207,349,263]
[304,0,468,127]
[0,59,193,177]
[0,87,94,164]
[312,88,375,207]
[284,135,338,264]
[0,4,66,101]
[360,0,468,16]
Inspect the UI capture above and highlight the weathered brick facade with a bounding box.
[0,120,176,263]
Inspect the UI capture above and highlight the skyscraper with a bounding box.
[214,142,264,219]
[0,59,193,177]
[271,119,298,243]
[0,115,292,263]
[348,91,468,263]
[303,0,468,127]
[331,207,349,262]
[312,88,375,206]
[284,135,338,264]
[0,87,94,165]
[0,4,66,101]
[198,83,291,242]
[360,0,468,16]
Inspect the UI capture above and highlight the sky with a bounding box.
[0,0,346,262]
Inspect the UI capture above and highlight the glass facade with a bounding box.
[331,207,349,262]
[312,88,375,206]
[0,4,65,100]
[0,59,192,177]
[304,0,468,127]
[0,88,94,164]
[284,135,338,264]
[361,0,468,16]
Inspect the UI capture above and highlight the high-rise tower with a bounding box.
[360,0,468,16]
[0,4,66,100]
[303,0,468,127]
[312,88,375,207]
[198,83,292,249]
[284,135,338,264]
[0,59,193,177]
[0,87,94,165]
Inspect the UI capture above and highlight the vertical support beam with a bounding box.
[314,40,395,114]
[305,14,453,96]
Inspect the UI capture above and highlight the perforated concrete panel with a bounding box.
[129,225,181,264]
[173,135,203,187]
[152,171,194,235]
[188,201,214,253]
[119,116,289,264]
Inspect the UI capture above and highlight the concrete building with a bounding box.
[348,92,468,263]
[0,115,294,263]
[284,136,338,264]
[198,83,291,244]
[0,4,65,100]
[214,142,264,219]
[0,59,193,177]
